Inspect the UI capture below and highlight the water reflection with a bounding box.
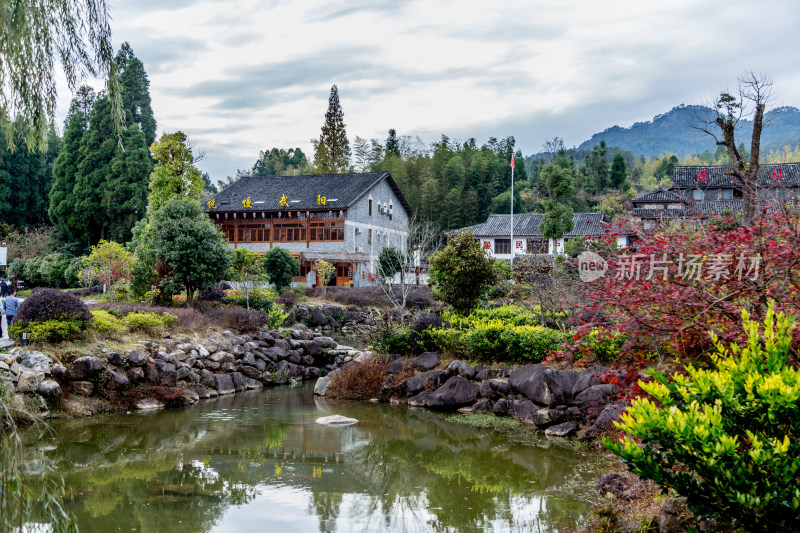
[25,384,598,533]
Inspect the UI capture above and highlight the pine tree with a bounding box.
[312,85,350,173]
[609,152,628,189]
[385,129,400,157]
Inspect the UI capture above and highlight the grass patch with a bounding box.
[444,412,522,431]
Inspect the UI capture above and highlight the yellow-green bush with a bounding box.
[89,309,125,336]
[9,319,83,344]
[605,305,800,532]
[122,311,177,335]
[426,317,569,363]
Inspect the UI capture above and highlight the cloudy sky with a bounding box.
[58,0,800,181]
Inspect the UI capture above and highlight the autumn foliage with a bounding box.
[565,211,800,364]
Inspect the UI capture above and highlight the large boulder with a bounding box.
[471,399,493,413]
[15,371,40,393]
[493,398,510,416]
[146,360,178,387]
[214,373,236,395]
[126,350,148,367]
[105,369,131,391]
[447,360,476,380]
[530,406,582,428]
[575,384,615,406]
[407,390,431,407]
[589,403,627,432]
[511,398,540,423]
[38,379,62,403]
[67,356,104,380]
[479,379,512,399]
[508,364,581,406]
[309,308,328,327]
[313,336,337,349]
[425,377,480,409]
[230,372,247,392]
[404,369,449,396]
[13,349,52,374]
[545,421,579,438]
[314,376,332,396]
[571,365,611,395]
[410,352,440,371]
[386,357,406,374]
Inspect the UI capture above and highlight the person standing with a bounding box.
[3,288,19,337]
[0,279,7,298]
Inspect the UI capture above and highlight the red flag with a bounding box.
[510,156,515,169]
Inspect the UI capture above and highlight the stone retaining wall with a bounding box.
[0,324,372,414]
[316,352,629,439]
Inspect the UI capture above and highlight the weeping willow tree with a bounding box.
[0,0,123,150]
[0,384,78,532]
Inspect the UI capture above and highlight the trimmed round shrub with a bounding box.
[14,288,92,327]
[90,309,125,336]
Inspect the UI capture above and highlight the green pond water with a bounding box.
[25,384,608,533]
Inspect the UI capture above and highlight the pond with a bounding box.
[25,384,607,533]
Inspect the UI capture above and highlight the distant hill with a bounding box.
[577,105,800,157]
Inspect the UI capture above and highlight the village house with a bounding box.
[632,163,800,229]
[204,172,412,287]
[450,212,618,258]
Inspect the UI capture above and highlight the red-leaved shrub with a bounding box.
[566,211,800,363]
[15,288,92,326]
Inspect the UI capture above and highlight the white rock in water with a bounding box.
[315,415,358,426]
[134,399,165,411]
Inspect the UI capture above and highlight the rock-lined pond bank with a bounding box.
[0,323,372,417]
[315,351,627,440]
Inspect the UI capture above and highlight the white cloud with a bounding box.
[56,0,800,178]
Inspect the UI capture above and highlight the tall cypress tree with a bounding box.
[312,85,350,173]
[115,42,157,147]
[73,96,117,243]
[49,43,155,246]
[50,86,95,239]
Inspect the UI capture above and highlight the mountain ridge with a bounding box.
[576,105,800,158]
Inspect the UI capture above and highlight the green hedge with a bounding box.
[426,319,568,363]
[9,319,83,344]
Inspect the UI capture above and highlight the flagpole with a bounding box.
[510,155,515,266]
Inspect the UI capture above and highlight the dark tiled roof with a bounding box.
[204,172,413,215]
[690,200,743,216]
[672,163,800,188]
[566,212,606,237]
[450,212,604,237]
[633,208,688,218]
[631,190,687,203]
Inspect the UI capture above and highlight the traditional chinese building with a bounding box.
[449,212,610,258]
[632,163,800,229]
[204,172,412,287]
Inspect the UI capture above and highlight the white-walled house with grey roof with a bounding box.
[203,172,412,287]
[450,212,609,259]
